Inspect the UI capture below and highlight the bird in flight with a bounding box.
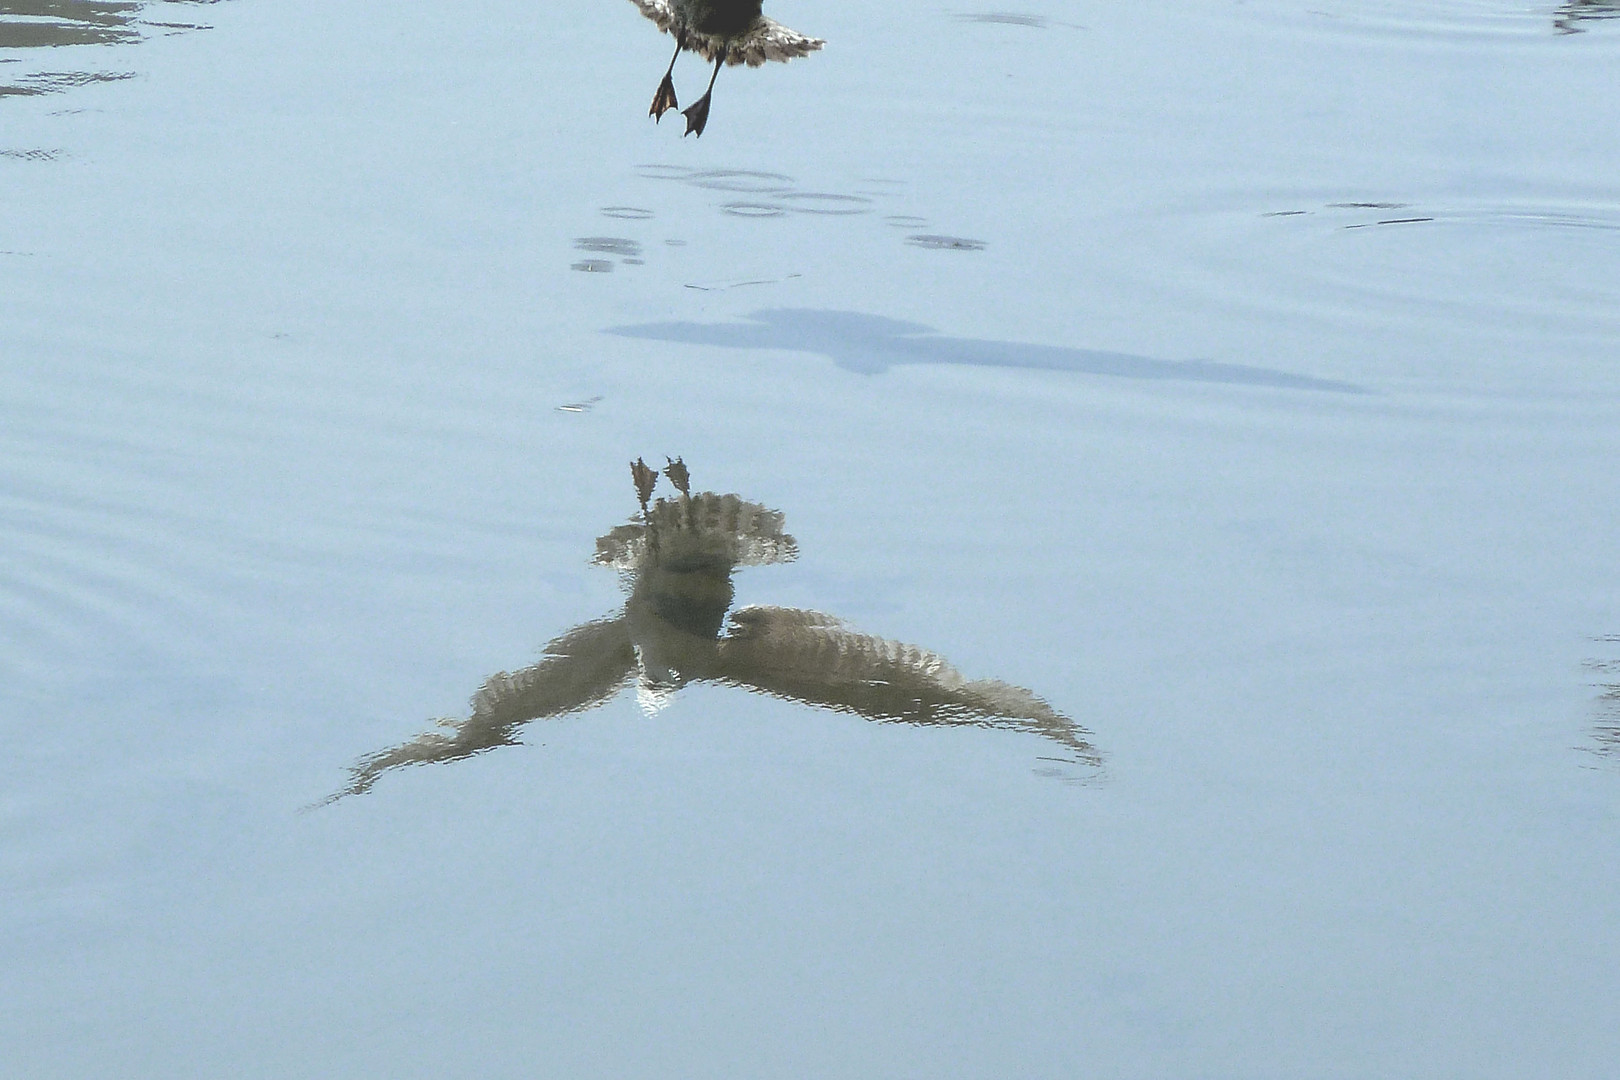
[629,0,824,137]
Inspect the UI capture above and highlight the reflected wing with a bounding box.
[724,19,826,67]
[629,0,678,33]
[713,606,1100,763]
[325,616,636,802]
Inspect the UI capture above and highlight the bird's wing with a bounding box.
[628,0,679,34]
[713,606,1101,763]
[323,615,636,803]
[724,18,826,67]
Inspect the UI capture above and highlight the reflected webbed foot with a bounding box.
[681,92,712,138]
[650,73,679,120]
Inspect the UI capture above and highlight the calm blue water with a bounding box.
[4,2,1619,1076]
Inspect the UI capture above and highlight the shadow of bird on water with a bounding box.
[608,309,1366,392]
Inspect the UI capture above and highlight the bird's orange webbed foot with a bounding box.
[650,73,679,121]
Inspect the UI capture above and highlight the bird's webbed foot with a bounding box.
[681,92,712,138]
[650,73,679,120]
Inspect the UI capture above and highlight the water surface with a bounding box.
[4,1,1619,1077]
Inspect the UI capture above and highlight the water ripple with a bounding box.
[1150,186,1620,356]
[1254,0,1620,43]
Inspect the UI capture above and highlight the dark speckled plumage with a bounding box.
[629,0,823,137]
[679,0,765,38]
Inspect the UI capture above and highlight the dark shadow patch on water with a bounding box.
[956,12,1049,28]
[953,10,1086,30]
[575,236,642,258]
[907,233,986,250]
[0,1,143,49]
[1281,1,1620,42]
[574,237,642,270]
[0,68,134,97]
[555,395,603,414]
[1580,635,1620,766]
[141,19,210,34]
[1554,0,1620,33]
[607,308,1367,392]
[1,1,226,102]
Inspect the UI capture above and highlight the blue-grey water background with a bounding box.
[4,1,1620,1076]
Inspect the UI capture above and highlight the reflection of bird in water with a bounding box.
[325,459,1098,802]
[1554,0,1620,32]
[630,0,824,137]
[1583,635,1620,764]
